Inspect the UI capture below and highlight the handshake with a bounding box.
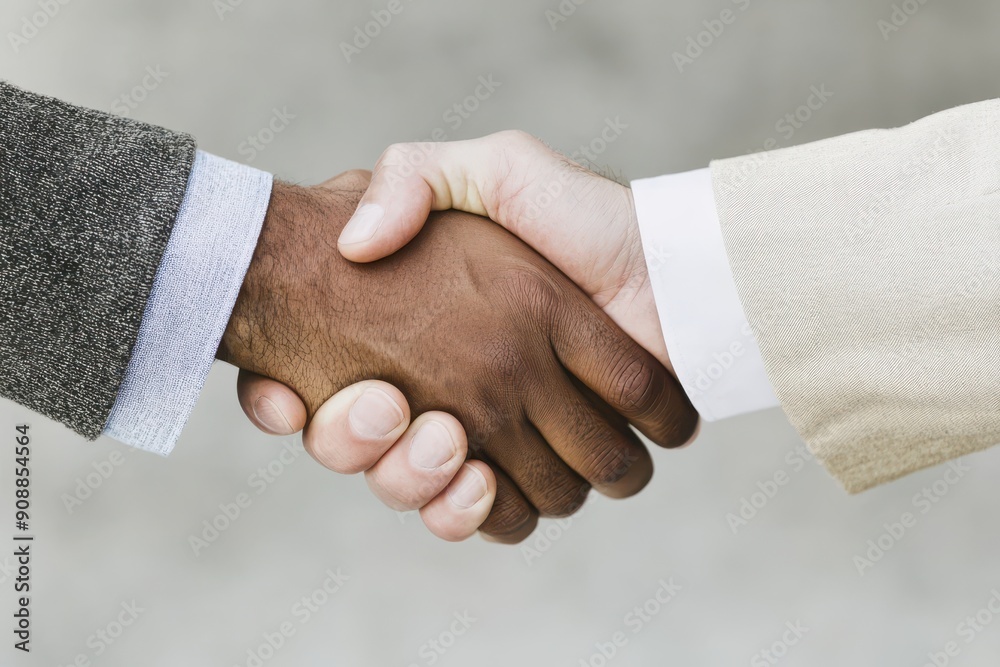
[221,132,699,543]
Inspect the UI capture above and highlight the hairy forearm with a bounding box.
[221,183,321,395]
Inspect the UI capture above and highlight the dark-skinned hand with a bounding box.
[219,170,697,543]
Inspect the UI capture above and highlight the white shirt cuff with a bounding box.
[103,151,273,454]
[632,168,779,421]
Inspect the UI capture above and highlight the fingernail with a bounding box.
[349,388,404,439]
[448,464,488,509]
[253,396,294,435]
[339,204,384,245]
[408,421,456,470]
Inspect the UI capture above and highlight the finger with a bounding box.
[480,422,591,519]
[364,412,467,511]
[478,468,538,544]
[237,370,308,435]
[302,380,410,474]
[420,461,497,542]
[551,296,699,448]
[338,133,540,263]
[527,375,653,499]
[337,155,437,263]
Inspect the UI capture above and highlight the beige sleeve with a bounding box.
[710,99,1000,492]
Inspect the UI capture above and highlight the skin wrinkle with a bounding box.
[218,171,695,539]
[528,376,645,493]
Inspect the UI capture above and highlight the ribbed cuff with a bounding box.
[103,151,273,454]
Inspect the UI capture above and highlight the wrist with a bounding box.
[604,184,672,373]
[619,185,646,299]
[218,183,330,386]
[217,174,379,415]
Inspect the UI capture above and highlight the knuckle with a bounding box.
[483,335,529,387]
[339,168,372,183]
[491,266,561,320]
[379,142,434,172]
[379,143,411,166]
[612,357,663,415]
[496,129,542,151]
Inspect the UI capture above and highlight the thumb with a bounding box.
[337,133,533,263]
[237,370,308,435]
[337,160,437,263]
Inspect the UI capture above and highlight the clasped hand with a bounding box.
[222,134,699,543]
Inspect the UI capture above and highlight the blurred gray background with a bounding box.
[2,1,1000,665]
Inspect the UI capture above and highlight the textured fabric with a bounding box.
[711,99,1000,493]
[0,81,195,438]
[104,151,272,454]
[632,168,778,421]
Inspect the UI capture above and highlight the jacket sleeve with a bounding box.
[0,81,196,438]
[710,99,1000,492]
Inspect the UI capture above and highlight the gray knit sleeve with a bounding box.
[0,81,197,438]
